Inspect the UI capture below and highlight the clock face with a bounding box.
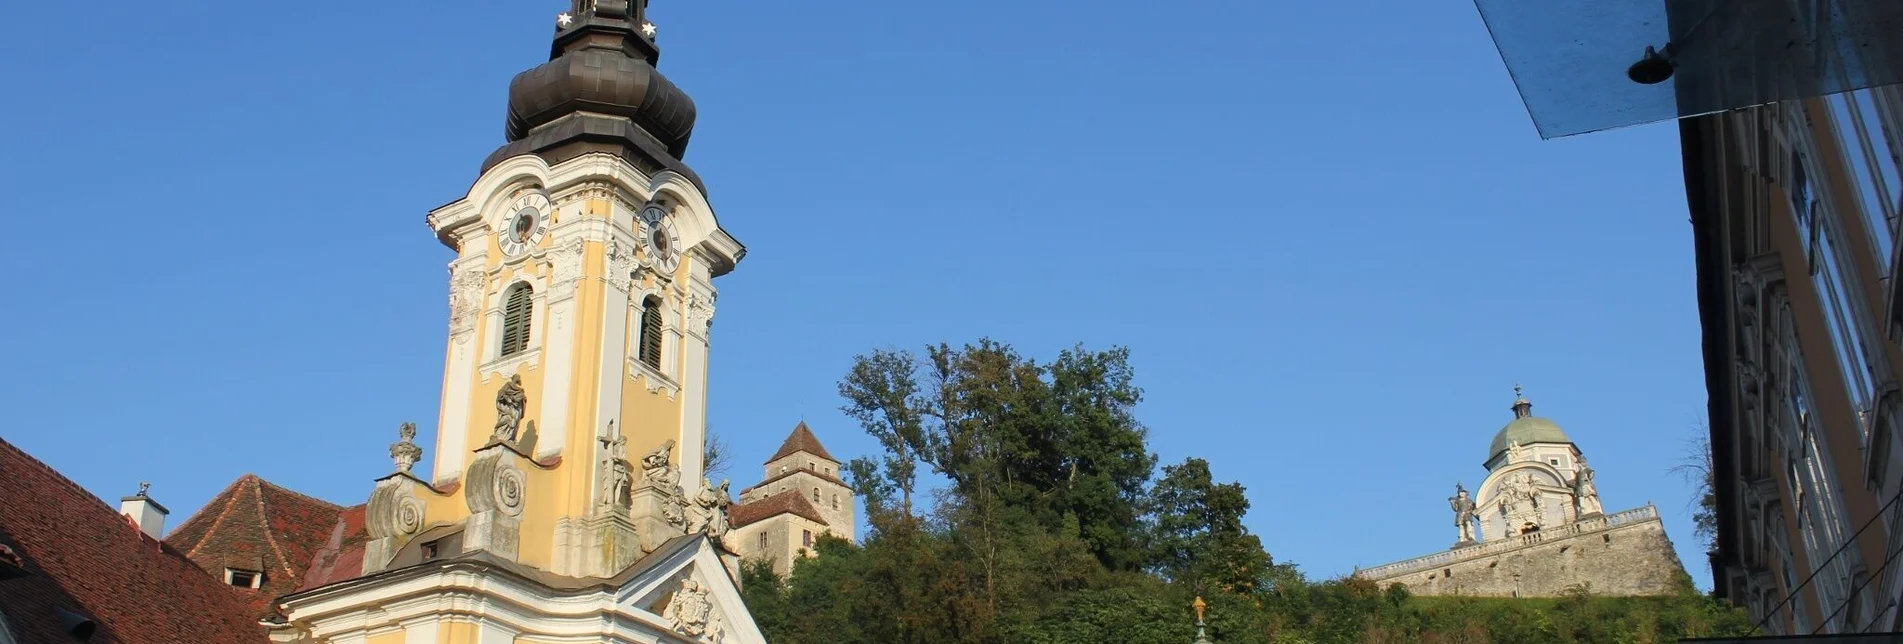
[498,192,552,257]
[639,204,681,274]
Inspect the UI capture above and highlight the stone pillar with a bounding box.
[462,442,529,561]
[361,473,430,575]
[630,481,688,553]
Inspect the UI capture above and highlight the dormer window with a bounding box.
[224,568,262,589]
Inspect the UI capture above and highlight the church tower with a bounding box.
[269,3,768,642]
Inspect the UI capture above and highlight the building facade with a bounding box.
[1356,392,1685,597]
[1690,80,1903,635]
[728,423,856,576]
[260,1,769,642]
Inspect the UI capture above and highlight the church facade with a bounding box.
[259,1,769,642]
[1356,390,1686,597]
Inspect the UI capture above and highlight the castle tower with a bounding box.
[269,3,768,641]
[730,422,856,575]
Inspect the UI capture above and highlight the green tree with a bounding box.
[1145,457,1274,595]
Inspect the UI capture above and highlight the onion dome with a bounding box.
[480,0,704,190]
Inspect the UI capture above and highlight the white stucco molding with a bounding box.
[278,538,763,644]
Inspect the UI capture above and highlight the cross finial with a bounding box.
[1513,383,1523,399]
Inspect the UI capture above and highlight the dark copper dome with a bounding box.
[481,0,703,189]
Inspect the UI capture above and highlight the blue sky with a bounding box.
[0,1,1709,584]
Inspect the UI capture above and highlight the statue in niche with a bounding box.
[1573,456,1603,517]
[493,374,527,442]
[597,421,632,508]
[1448,483,1478,544]
[691,478,732,539]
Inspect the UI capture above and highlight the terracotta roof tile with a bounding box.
[295,505,369,593]
[764,421,837,465]
[730,490,829,529]
[0,438,267,643]
[165,474,348,622]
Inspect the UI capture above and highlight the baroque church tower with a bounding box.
[267,2,768,642]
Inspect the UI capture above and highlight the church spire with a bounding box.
[1510,383,1533,419]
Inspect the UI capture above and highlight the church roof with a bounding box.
[0,438,267,643]
[1487,392,1573,464]
[765,422,837,465]
[730,491,829,529]
[166,474,351,622]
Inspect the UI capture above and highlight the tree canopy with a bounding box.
[741,339,1751,643]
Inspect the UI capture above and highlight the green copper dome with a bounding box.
[1487,390,1572,464]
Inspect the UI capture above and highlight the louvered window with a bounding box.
[500,284,533,357]
[639,296,663,371]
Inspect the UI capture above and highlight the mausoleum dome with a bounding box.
[1486,390,1572,463]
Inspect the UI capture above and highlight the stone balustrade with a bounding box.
[1355,504,1660,581]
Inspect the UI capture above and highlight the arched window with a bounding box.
[812,487,820,502]
[639,296,663,370]
[499,283,533,357]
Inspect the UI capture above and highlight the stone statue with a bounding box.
[1449,483,1477,543]
[641,439,680,490]
[597,421,632,509]
[691,477,732,539]
[389,422,423,473]
[493,374,527,442]
[1573,457,1603,516]
[662,578,722,640]
[1507,440,1527,464]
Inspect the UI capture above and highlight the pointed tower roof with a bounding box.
[764,421,837,465]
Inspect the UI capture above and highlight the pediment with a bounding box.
[617,536,763,644]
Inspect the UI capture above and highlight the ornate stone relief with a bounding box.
[448,266,487,338]
[550,236,587,297]
[1494,471,1544,535]
[687,291,716,337]
[662,577,725,642]
[608,239,640,293]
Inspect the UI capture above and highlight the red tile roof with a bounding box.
[165,474,349,622]
[730,490,830,529]
[0,438,268,643]
[764,421,837,464]
[295,505,369,593]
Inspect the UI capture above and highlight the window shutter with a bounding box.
[640,298,663,370]
[501,285,533,356]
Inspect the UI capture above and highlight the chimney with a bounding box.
[119,482,169,540]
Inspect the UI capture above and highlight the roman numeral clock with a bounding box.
[499,190,552,257]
